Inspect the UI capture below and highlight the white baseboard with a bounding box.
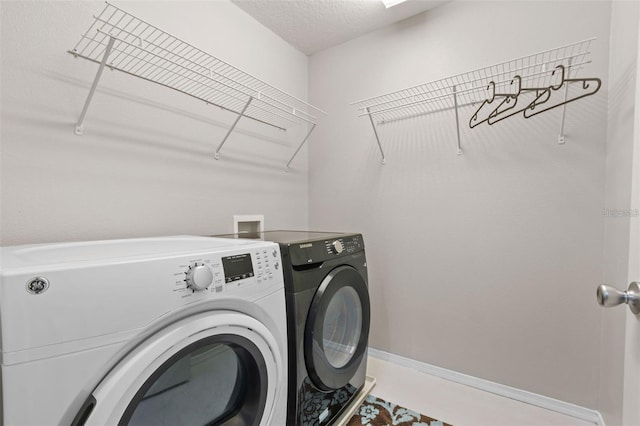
[368,347,605,426]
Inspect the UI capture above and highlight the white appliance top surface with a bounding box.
[1,236,267,270]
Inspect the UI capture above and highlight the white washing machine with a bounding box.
[0,236,287,425]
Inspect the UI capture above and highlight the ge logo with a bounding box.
[26,277,49,295]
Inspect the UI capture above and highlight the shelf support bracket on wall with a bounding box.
[286,123,316,171]
[453,85,462,155]
[366,107,386,164]
[74,36,116,135]
[215,96,253,160]
[557,58,572,144]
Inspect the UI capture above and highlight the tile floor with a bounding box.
[366,355,596,426]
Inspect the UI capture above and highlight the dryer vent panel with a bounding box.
[233,215,264,239]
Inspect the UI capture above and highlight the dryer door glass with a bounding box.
[120,335,267,426]
[323,286,362,368]
[305,265,370,391]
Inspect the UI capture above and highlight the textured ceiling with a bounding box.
[231,0,447,55]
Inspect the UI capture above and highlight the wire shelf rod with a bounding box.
[120,31,173,72]
[356,66,584,117]
[389,61,586,115]
[373,75,587,126]
[81,7,119,58]
[71,50,291,131]
[375,78,593,125]
[91,32,250,99]
[377,98,480,125]
[71,28,318,127]
[82,31,316,126]
[95,1,326,116]
[73,44,291,127]
[72,4,107,52]
[351,38,595,105]
[91,25,319,122]
[351,37,594,108]
[354,54,591,115]
[91,29,318,123]
[358,61,590,119]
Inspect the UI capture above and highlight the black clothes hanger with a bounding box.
[523,67,601,118]
[471,64,600,127]
[469,76,522,128]
[487,66,566,125]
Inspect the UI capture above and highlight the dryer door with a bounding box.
[72,312,283,426]
[304,265,370,391]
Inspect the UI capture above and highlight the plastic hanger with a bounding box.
[485,66,565,125]
[523,65,601,118]
[469,77,522,128]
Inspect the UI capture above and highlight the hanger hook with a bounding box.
[486,81,496,103]
[511,75,522,96]
[469,81,499,127]
[551,65,565,90]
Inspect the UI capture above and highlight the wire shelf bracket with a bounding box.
[452,85,462,156]
[366,107,386,164]
[557,58,572,144]
[70,2,326,169]
[286,123,316,171]
[351,38,600,161]
[214,96,252,160]
[74,36,115,136]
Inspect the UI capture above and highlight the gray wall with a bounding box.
[308,1,610,409]
[0,1,310,246]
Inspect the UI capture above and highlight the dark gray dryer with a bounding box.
[261,231,370,426]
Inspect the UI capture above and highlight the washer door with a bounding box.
[73,312,283,426]
[304,265,370,391]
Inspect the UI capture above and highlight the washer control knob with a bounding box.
[331,240,344,254]
[186,264,213,291]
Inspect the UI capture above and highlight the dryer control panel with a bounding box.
[172,244,282,300]
[0,236,285,360]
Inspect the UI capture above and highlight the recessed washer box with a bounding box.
[233,215,264,239]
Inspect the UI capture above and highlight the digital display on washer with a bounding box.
[222,254,254,283]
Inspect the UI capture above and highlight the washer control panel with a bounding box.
[172,244,281,299]
[323,235,363,256]
[289,234,365,266]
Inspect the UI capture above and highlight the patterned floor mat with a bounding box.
[346,394,452,426]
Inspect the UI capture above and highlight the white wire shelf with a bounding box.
[351,38,600,162]
[70,2,326,169]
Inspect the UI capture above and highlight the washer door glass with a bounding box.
[305,265,370,391]
[323,286,362,368]
[121,335,266,426]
